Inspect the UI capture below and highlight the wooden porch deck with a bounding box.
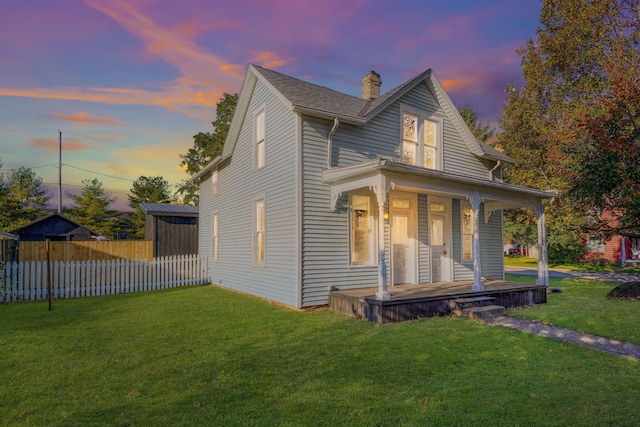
[330,280,547,324]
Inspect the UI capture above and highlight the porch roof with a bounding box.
[322,158,556,212]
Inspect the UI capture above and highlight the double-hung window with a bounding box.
[211,170,218,196]
[254,197,265,266]
[401,105,442,170]
[255,107,265,170]
[461,203,473,262]
[350,193,376,265]
[212,211,219,263]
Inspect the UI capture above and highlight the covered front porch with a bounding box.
[322,158,556,303]
[330,280,547,324]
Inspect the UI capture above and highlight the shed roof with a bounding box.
[10,212,98,236]
[139,203,199,216]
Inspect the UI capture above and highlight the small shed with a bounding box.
[0,231,19,262]
[139,203,199,257]
[10,213,98,242]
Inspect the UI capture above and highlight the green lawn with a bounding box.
[506,274,640,344]
[1,285,639,426]
[504,256,622,272]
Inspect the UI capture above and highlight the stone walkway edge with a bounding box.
[484,315,640,361]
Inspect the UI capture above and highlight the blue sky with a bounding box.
[0,0,542,210]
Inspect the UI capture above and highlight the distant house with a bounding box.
[10,212,98,242]
[191,64,555,309]
[586,235,640,264]
[139,203,199,257]
[584,210,640,264]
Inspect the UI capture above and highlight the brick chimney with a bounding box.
[361,70,382,100]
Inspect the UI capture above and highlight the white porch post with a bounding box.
[469,193,483,291]
[621,236,626,263]
[374,176,390,300]
[535,200,549,287]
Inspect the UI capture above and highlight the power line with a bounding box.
[61,129,157,154]
[3,163,57,171]
[63,163,136,183]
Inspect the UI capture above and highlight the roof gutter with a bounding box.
[292,105,365,126]
[190,155,222,182]
[327,118,340,169]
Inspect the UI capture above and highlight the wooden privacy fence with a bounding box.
[18,241,154,262]
[0,255,209,302]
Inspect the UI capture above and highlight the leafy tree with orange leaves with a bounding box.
[500,0,640,257]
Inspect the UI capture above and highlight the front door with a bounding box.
[391,193,417,285]
[429,197,451,282]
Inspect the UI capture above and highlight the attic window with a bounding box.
[401,106,443,171]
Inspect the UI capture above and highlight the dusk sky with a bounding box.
[0,0,542,210]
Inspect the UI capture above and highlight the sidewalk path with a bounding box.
[505,266,640,282]
[485,315,640,361]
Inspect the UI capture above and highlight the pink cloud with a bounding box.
[50,112,120,124]
[29,137,92,152]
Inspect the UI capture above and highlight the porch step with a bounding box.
[451,296,496,310]
[456,305,506,320]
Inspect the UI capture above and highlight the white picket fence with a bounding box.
[0,255,210,303]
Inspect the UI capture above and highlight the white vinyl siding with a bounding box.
[201,79,298,307]
[301,116,382,306]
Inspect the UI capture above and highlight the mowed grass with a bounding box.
[1,285,639,426]
[507,274,640,344]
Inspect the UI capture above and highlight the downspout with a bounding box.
[489,160,501,181]
[327,117,340,169]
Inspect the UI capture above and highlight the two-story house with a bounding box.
[192,64,554,316]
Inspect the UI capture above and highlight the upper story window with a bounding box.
[401,106,443,170]
[255,107,266,170]
[211,170,218,196]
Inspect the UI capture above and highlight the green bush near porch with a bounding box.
[1,285,639,426]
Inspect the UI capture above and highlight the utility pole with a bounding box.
[58,130,62,214]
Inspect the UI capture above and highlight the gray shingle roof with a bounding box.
[254,65,369,121]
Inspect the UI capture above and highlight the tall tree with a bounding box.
[499,0,640,256]
[128,176,174,239]
[178,93,238,205]
[458,105,495,142]
[0,165,50,230]
[64,178,120,239]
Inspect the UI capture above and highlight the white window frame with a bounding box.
[254,104,266,171]
[400,104,443,171]
[586,237,605,254]
[211,170,218,196]
[461,202,473,262]
[253,195,266,267]
[349,191,377,266]
[211,210,219,263]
